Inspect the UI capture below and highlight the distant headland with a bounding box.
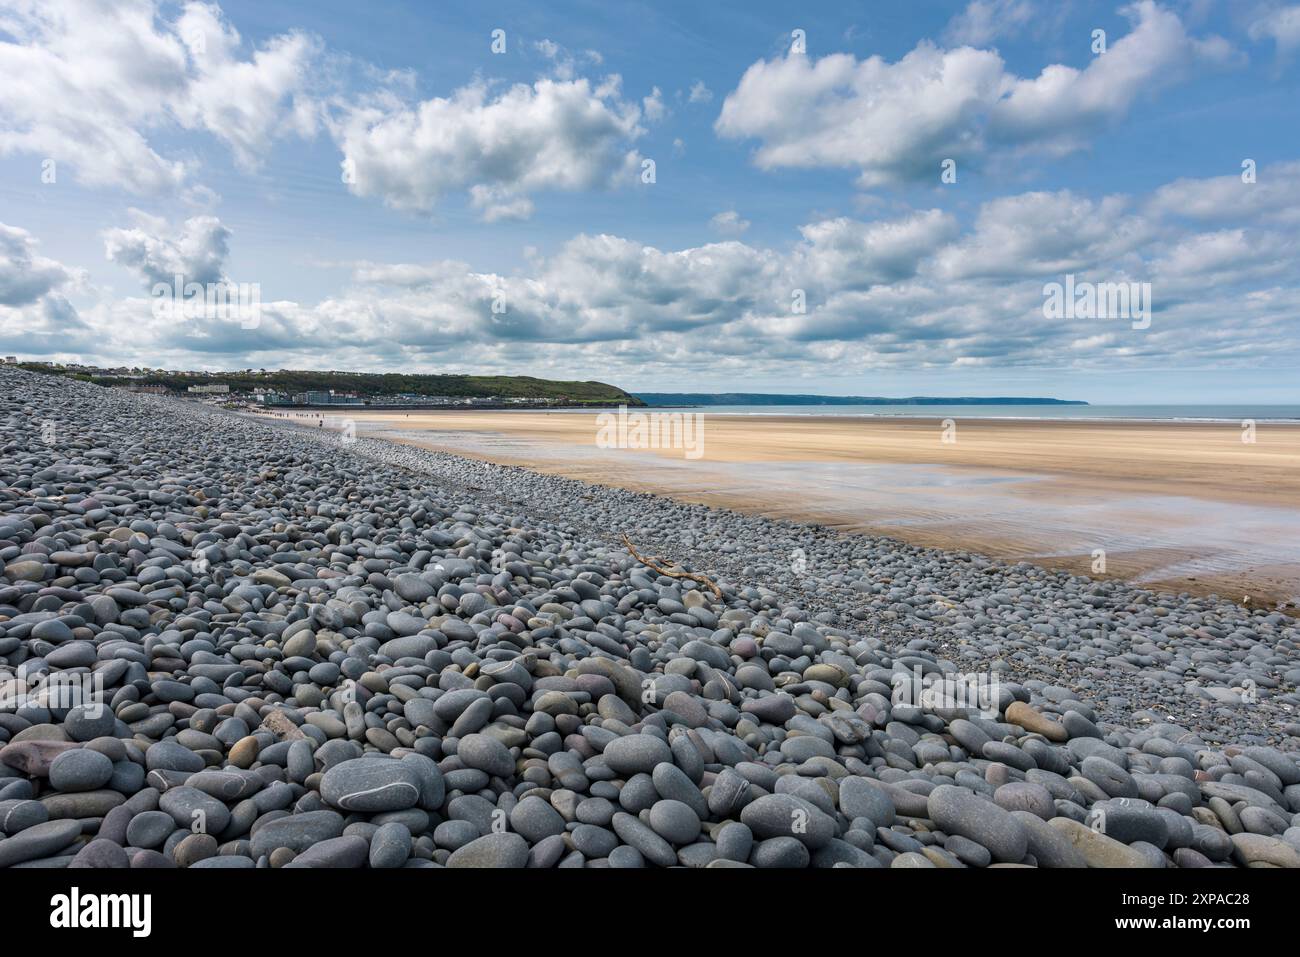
[634,393,1089,406]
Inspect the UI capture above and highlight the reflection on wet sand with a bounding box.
[277,410,1300,609]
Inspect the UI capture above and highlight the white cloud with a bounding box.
[0,0,321,194]
[1146,160,1300,224]
[0,3,665,225]
[525,233,783,340]
[933,191,1154,279]
[332,75,647,219]
[254,161,1300,371]
[0,292,94,355]
[716,42,1008,186]
[1249,5,1300,56]
[469,186,536,224]
[171,3,321,167]
[0,222,80,306]
[10,164,1300,380]
[795,210,960,288]
[717,2,1238,187]
[0,222,90,354]
[1147,228,1298,304]
[988,2,1239,154]
[531,39,607,80]
[943,0,1038,46]
[348,260,474,288]
[102,211,231,287]
[642,86,666,121]
[710,210,751,234]
[688,80,713,103]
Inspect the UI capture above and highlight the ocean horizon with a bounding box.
[596,403,1300,423]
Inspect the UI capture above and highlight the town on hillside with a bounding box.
[5,359,637,409]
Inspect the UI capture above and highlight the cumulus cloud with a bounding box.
[642,87,666,121]
[206,159,1300,373]
[3,2,1294,382]
[0,292,95,355]
[170,3,321,166]
[102,211,232,287]
[717,2,1238,187]
[710,210,751,234]
[988,2,1238,154]
[0,0,321,193]
[469,186,536,224]
[11,160,1300,381]
[0,222,91,353]
[0,3,661,223]
[717,42,1007,187]
[1249,5,1300,57]
[1151,228,1291,284]
[0,222,80,306]
[1146,160,1300,224]
[793,210,961,289]
[332,75,648,218]
[932,192,1154,280]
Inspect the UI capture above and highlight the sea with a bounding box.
[628,403,1300,423]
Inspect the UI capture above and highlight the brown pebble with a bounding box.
[228,735,260,768]
[174,832,218,867]
[269,846,296,868]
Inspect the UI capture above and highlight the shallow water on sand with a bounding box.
[362,423,1300,609]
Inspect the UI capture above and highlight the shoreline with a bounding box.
[640,407,1300,424]
[265,404,1300,424]
[269,409,1300,610]
[265,410,1300,743]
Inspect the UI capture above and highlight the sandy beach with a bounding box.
[273,409,1300,608]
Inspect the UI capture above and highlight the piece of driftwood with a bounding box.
[622,534,723,600]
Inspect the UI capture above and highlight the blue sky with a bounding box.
[2,0,1299,402]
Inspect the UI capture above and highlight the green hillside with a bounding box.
[19,365,643,406]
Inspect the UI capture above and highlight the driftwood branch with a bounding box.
[622,534,723,601]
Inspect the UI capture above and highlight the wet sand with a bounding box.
[272,409,1300,608]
